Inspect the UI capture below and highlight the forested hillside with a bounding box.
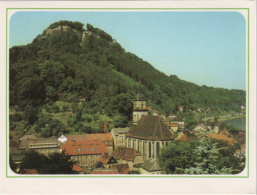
[9,20,246,137]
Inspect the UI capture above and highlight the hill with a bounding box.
[9,20,246,138]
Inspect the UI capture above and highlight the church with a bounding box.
[126,84,175,160]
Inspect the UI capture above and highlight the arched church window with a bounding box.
[156,142,160,156]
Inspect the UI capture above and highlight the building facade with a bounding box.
[19,137,62,156]
[111,127,129,149]
[67,133,114,154]
[61,139,108,167]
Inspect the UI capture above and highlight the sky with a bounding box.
[9,11,246,90]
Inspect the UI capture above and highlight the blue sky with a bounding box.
[9,11,246,90]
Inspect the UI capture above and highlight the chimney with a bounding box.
[104,121,108,133]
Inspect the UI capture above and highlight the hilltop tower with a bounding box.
[133,81,148,125]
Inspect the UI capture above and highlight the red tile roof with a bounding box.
[112,147,141,162]
[208,134,237,145]
[177,134,190,142]
[167,123,179,127]
[72,164,85,172]
[127,116,174,140]
[110,164,130,174]
[61,140,108,156]
[98,153,117,164]
[67,133,113,146]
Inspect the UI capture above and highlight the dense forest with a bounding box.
[9,21,246,138]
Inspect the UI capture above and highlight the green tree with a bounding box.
[158,140,196,174]
[184,137,235,174]
[19,150,76,174]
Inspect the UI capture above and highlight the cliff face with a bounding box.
[46,25,83,41]
[43,25,115,43]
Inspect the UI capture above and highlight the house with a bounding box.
[150,110,159,116]
[163,117,185,131]
[97,152,118,168]
[58,134,67,143]
[178,105,184,112]
[166,123,179,133]
[67,133,114,153]
[19,137,62,156]
[112,147,144,169]
[110,164,130,174]
[72,164,85,174]
[206,122,220,134]
[140,158,163,174]
[175,132,190,142]
[193,123,209,135]
[159,114,166,119]
[111,127,129,149]
[61,139,108,168]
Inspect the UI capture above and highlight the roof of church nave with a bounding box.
[127,115,175,140]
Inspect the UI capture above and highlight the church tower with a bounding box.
[133,82,148,125]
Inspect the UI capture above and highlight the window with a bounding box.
[156,142,160,156]
[91,155,93,158]
[109,141,112,144]
[91,148,93,151]
[83,148,86,151]
[73,149,76,152]
[78,149,81,151]
[95,148,97,150]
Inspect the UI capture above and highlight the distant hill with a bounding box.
[9,20,246,129]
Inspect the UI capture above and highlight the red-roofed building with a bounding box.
[72,164,85,174]
[167,123,179,133]
[67,133,114,153]
[97,153,118,168]
[112,147,144,169]
[175,133,190,143]
[61,140,108,167]
[110,164,130,174]
[208,133,237,146]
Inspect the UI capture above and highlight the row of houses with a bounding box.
[9,84,244,175]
